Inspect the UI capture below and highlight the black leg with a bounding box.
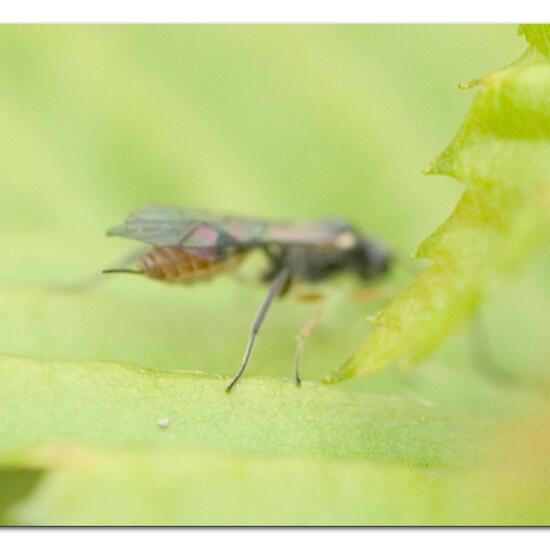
[226,267,290,393]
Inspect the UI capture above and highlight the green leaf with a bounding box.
[0,355,484,467]
[0,468,41,525]
[8,409,550,526]
[0,354,491,525]
[326,24,550,383]
[519,24,550,55]
[5,446,450,526]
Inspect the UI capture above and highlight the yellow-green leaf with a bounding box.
[326,24,550,383]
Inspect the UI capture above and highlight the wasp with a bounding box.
[104,205,392,391]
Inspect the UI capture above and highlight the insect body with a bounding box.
[105,205,392,391]
[140,246,245,283]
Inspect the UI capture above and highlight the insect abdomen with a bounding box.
[141,246,242,284]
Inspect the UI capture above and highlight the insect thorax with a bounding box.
[266,245,358,282]
[264,237,391,284]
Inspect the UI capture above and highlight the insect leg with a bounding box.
[226,267,290,393]
[294,293,326,386]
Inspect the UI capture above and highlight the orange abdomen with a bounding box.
[141,246,243,284]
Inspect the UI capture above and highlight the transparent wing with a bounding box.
[107,205,231,248]
[107,204,354,252]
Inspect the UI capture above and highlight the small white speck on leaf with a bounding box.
[157,417,172,429]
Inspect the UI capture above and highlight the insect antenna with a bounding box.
[102,268,144,275]
[226,267,291,393]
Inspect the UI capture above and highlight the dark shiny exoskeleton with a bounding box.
[261,230,391,286]
[105,205,392,391]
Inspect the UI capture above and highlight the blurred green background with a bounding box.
[0,24,547,414]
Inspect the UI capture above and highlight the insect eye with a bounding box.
[360,241,392,279]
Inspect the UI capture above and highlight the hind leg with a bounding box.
[294,293,326,386]
[226,267,291,392]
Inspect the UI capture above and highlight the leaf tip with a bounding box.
[322,357,356,385]
[422,162,437,176]
[423,158,448,177]
[458,77,484,90]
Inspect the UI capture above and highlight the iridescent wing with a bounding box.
[107,205,355,256]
